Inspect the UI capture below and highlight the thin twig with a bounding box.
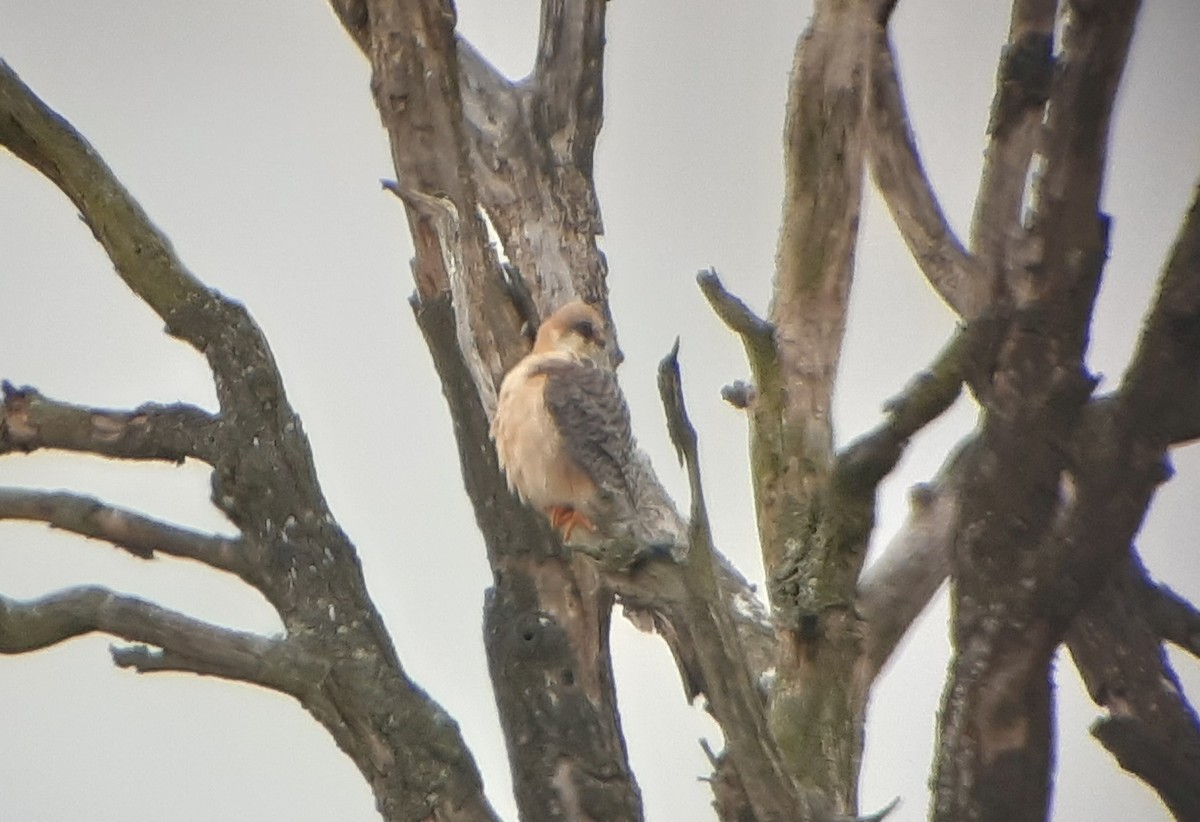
[697,269,774,350]
[1138,576,1200,658]
[697,268,779,419]
[0,586,323,695]
[0,488,251,576]
[657,342,804,821]
[1,382,219,464]
[835,323,983,491]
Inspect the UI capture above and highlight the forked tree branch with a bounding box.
[366,7,782,818]
[1054,187,1200,816]
[1067,553,1200,820]
[984,182,1200,643]
[3,55,499,820]
[364,0,525,410]
[456,7,612,317]
[702,240,981,811]
[0,586,324,695]
[931,5,1142,815]
[1046,182,1200,624]
[657,345,896,822]
[835,324,983,491]
[1027,403,1196,822]
[706,2,932,807]
[338,4,664,818]
[0,60,311,454]
[0,488,251,577]
[658,342,798,820]
[0,382,219,464]
[531,0,607,182]
[415,292,645,819]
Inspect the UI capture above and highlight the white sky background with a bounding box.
[1,1,1198,820]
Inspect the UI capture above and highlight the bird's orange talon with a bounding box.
[493,301,628,549]
[547,506,595,541]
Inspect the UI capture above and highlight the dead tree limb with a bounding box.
[0,488,248,574]
[1067,553,1200,820]
[867,28,987,317]
[0,382,219,464]
[970,0,1056,274]
[0,57,499,822]
[933,4,1145,819]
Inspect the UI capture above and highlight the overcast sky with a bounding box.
[2,2,1198,820]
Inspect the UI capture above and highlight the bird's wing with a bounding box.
[537,359,636,501]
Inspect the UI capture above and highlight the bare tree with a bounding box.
[2,1,1198,821]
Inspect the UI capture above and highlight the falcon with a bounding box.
[492,300,638,541]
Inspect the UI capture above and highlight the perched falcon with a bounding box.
[492,300,638,541]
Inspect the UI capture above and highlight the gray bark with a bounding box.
[4,1,1200,820]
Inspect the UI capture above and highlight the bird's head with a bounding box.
[532,300,609,363]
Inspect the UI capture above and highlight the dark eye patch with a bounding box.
[573,319,595,340]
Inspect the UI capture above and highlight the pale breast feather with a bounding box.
[493,358,595,510]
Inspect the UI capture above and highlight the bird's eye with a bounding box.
[573,319,595,340]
